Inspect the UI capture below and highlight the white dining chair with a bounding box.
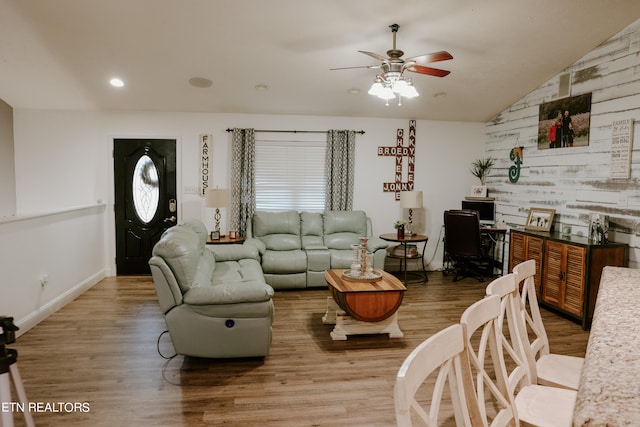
[394,324,479,427]
[513,259,584,390]
[461,292,577,427]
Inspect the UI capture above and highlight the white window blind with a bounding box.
[255,136,326,212]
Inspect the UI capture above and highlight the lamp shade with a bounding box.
[400,191,423,209]
[205,188,229,208]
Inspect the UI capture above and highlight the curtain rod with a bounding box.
[225,128,365,135]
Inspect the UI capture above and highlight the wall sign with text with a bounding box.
[199,134,212,197]
[610,118,634,179]
[378,120,416,200]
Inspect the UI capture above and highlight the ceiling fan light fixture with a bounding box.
[392,79,409,93]
[332,23,451,106]
[401,82,419,99]
[368,73,419,103]
[368,80,384,96]
[377,86,395,100]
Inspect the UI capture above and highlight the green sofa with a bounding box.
[149,219,274,358]
[245,210,389,289]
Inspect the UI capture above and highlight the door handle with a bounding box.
[163,216,177,223]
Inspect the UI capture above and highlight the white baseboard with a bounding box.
[15,270,107,337]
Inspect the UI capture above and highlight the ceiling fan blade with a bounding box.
[330,64,381,71]
[358,50,388,62]
[405,51,453,64]
[406,64,451,77]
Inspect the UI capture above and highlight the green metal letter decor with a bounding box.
[509,146,523,183]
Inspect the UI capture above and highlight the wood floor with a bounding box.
[9,272,589,427]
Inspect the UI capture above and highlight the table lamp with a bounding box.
[205,188,229,239]
[400,190,423,237]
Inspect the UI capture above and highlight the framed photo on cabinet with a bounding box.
[525,208,555,232]
[470,185,487,198]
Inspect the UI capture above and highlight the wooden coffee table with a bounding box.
[322,269,406,340]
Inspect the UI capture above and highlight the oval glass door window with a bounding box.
[132,155,159,223]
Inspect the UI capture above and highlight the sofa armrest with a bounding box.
[243,238,266,256]
[207,244,260,262]
[183,281,274,305]
[367,236,389,252]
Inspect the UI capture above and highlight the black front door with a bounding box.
[114,139,177,274]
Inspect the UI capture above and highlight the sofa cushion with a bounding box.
[252,211,302,251]
[183,280,274,305]
[213,259,265,284]
[192,251,215,288]
[261,249,307,274]
[182,219,209,253]
[323,210,368,235]
[252,211,301,237]
[323,210,368,250]
[260,234,302,251]
[153,225,209,293]
[301,212,326,249]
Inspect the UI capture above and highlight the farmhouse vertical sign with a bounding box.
[610,119,634,179]
[199,134,212,196]
[378,120,416,200]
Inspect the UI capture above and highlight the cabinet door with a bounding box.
[564,245,586,316]
[509,232,544,294]
[509,232,526,268]
[527,236,544,293]
[543,241,563,306]
[542,241,586,316]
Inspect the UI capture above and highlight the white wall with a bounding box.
[12,110,484,278]
[0,205,106,334]
[484,19,640,268]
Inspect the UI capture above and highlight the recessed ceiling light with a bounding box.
[189,77,213,88]
[255,84,269,91]
[110,78,124,88]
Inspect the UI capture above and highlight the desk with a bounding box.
[482,226,506,276]
[379,233,428,284]
[442,226,506,277]
[573,266,640,426]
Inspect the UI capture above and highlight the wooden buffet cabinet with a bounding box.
[509,228,628,330]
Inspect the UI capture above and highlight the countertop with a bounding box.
[573,266,640,426]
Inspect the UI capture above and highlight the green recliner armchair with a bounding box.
[149,220,274,358]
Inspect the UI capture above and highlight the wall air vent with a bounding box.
[558,72,571,98]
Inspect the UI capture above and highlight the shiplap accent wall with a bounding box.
[485,19,640,269]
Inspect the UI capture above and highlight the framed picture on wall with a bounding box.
[537,92,592,150]
[525,208,555,232]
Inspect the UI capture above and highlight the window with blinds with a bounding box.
[254,136,326,212]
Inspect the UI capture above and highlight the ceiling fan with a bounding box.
[331,24,453,105]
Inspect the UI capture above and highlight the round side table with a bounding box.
[379,233,429,285]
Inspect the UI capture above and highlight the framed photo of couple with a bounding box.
[537,92,592,150]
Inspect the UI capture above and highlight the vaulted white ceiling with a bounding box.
[1,0,639,122]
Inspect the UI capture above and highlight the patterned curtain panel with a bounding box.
[230,128,256,237]
[325,130,356,211]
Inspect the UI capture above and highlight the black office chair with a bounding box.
[443,209,488,282]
